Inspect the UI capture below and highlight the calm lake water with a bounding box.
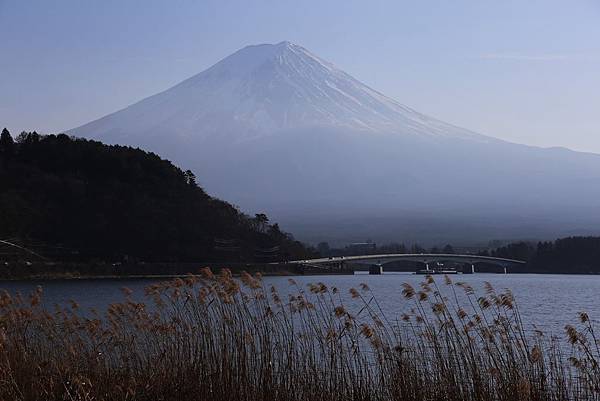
[1,273,598,336]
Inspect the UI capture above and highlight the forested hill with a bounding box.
[0,129,315,262]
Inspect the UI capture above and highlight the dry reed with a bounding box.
[0,270,599,401]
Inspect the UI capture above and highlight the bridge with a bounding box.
[292,253,526,274]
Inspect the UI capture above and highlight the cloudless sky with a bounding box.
[1,0,599,152]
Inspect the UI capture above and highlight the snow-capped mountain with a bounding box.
[72,41,492,144]
[70,42,600,244]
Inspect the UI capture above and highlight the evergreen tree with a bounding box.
[0,128,14,157]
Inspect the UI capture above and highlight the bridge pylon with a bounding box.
[369,263,383,275]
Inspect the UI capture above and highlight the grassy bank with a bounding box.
[0,270,598,400]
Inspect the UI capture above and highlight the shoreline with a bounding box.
[0,269,356,282]
[3,270,600,282]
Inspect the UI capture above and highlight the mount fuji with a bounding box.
[70,42,600,244]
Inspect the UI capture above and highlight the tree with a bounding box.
[184,170,197,187]
[492,242,535,261]
[0,128,14,157]
[16,131,40,145]
[267,223,289,242]
[254,213,269,233]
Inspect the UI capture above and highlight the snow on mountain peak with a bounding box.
[70,42,491,144]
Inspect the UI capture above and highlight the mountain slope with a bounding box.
[69,42,600,244]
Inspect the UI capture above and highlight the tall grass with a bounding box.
[0,269,599,401]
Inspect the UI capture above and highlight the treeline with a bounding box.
[0,129,316,263]
[483,237,600,273]
[317,241,455,257]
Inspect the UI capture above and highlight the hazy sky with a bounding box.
[1,0,599,153]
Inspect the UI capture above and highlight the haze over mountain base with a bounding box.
[70,42,600,246]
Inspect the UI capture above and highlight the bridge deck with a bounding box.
[293,253,526,266]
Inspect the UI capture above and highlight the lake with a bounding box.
[1,272,598,337]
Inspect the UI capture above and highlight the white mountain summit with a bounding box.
[72,41,489,143]
[70,42,600,244]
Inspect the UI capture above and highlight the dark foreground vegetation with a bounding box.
[1,272,599,401]
[0,129,315,264]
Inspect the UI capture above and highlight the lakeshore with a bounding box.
[0,261,355,281]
